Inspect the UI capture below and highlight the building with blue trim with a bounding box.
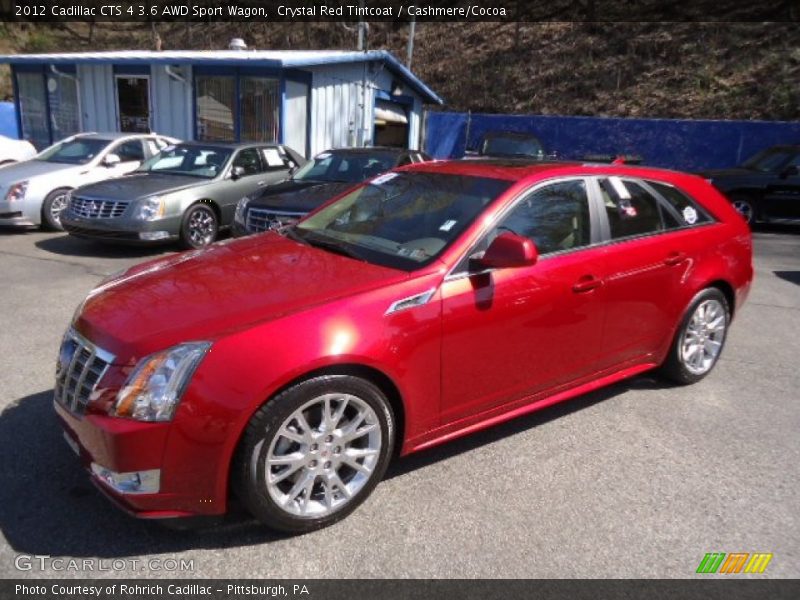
[0,48,443,156]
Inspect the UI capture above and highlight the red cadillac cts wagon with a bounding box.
[55,160,753,532]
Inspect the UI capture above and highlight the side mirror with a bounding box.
[230,165,245,180]
[780,165,799,178]
[103,153,121,167]
[471,232,538,270]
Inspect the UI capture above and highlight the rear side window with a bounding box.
[646,181,713,227]
[599,178,666,239]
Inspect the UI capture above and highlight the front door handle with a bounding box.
[664,251,687,266]
[572,275,603,293]
[257,181,267,186]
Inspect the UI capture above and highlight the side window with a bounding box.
[232,148,263,176]
[495,179,592,255]
[261,147,290,171]
[397,154,413,167]
[599,178,666,239]
[114,140,145,162]
[646,181,713,228]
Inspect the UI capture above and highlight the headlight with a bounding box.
[113,342,211,421]
[234,197,249,225]
[134,196,165,220]
[4,180,28,202]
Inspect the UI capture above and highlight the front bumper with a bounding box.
[54,396,226,519]
[61,213,182,244]
[0,199,37,227]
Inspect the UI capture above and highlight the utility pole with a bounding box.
[357,0,366,51]
[406,17,416,68]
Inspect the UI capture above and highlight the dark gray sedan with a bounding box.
[61,142,305,248]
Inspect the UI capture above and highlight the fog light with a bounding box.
[139,231,170,241]
[90,464,160,494]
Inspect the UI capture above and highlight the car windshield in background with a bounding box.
[742,149,795,172]
[138,145,233,178]
[482,136,544,158]
[292,152,397,184]
[294,172,512,271]
[36,138,110,164]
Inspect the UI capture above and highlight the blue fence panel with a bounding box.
[424,111,800,171]
[0,102,19,139]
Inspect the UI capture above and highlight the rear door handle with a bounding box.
[664,252,687,266]
[572,275,603,293]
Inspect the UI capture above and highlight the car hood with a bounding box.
[0,160,82,182]
[73,173,211,200]
[249,180,354,213]
[76,233,409,362]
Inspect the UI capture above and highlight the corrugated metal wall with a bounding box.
[150,64,193,140]
[77,64,115,133]
[284,79,309,157]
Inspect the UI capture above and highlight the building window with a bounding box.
[240,77,279,143]
[47,74,80,141]
[195,75,236,141]
[16,71,49,150]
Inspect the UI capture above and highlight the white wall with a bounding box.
[77,64,116,133]
[150,64,193,140]
[284,80,309,157]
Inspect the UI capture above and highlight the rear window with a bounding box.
[646,181,714,227]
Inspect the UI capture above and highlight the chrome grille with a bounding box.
[246,208,304,233]
[54,328,114,414]
[69,196,128,219]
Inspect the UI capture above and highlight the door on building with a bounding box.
[373,100,409,147]
[116,76,151,133]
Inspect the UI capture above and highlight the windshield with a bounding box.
[36,138,110,164]
[292,151,398,184]
[137,145,233,178]
[742,148,796,172]
[294,171,512,271]
[481,135,544,158]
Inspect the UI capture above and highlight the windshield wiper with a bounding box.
[304,232,365,261]
[283,227,309,245]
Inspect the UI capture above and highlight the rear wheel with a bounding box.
[41,188,71,231]
[660,288,730,385]
[233,375,394,533]
[179,203,218,249]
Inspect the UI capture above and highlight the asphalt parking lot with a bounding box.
[0,226,798,579]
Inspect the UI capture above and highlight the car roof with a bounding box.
[174,141,281,150]
[319,147,409,156]
[399,159,693,183]
[71,132,159,141]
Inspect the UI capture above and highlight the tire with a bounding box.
[233,375,395,533]
[660,288,730,385]
[41,188,71,231]
[729,194,755,225]
[179,203,218,249]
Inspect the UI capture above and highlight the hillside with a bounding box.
[1,21,798,120]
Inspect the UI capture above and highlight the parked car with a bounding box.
[697,144,800,224]
[0,134,37,166]
[56,160,752,533]
[233,147,431,236]
[62,142,305,249]
[466,130,548,160]
[0,132,176,230]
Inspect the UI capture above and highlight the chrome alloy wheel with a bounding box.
[187,208,216,246]
[679,298,727,375]
[265,393,382,518]
[732,199,754,224]
[50,192,69,225]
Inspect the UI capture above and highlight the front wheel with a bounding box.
[180,203,218,249]
[730,194,755,225]
[41,188,71,231]
[233,375,395,533]
[660,288,730,385]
